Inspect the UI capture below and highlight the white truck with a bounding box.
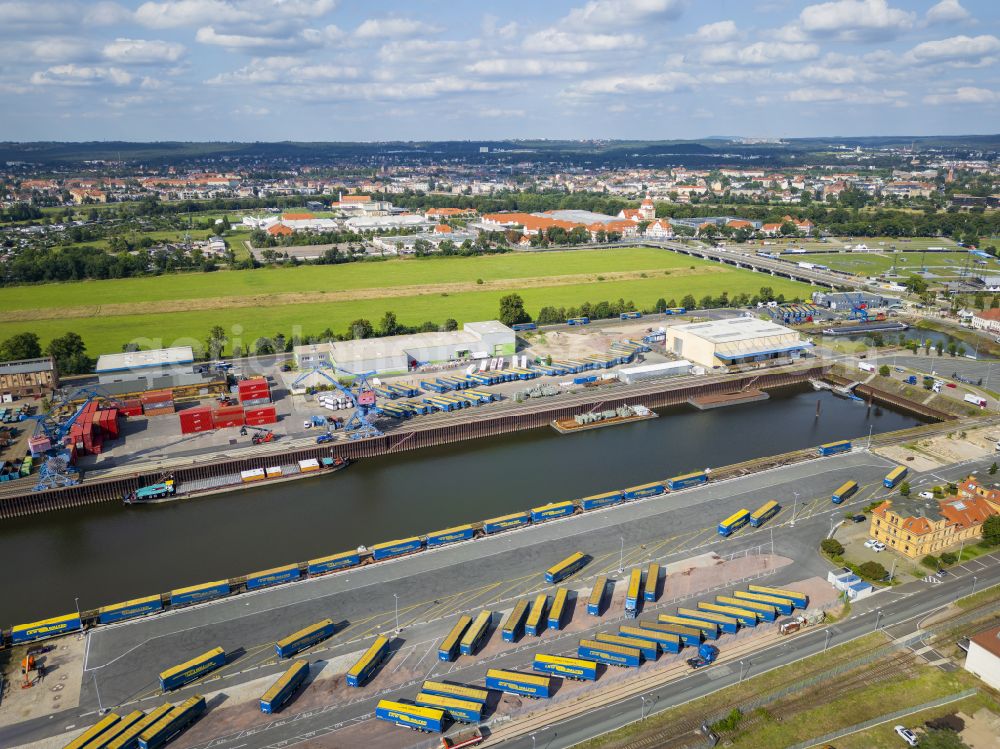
[964,394,988,408]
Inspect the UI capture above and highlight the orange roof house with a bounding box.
[267,223,293,236]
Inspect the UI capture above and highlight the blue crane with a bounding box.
[291,365,383,440]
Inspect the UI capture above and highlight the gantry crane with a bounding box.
[291,364,382,440]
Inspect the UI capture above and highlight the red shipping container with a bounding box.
[120,399,143,417]
[180,421,214,434]
[145,405,175,416]
[238,377,268,390]
[141,390,173,405]
[213,416,245,428]
[244,405,276,416]
[245,415,277,426]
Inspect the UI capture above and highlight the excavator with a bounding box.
[21,653,44,688]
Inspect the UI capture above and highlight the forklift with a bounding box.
[239,426,275,445]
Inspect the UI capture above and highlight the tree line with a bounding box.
[0,331,93,374]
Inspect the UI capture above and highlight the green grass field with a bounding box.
[796,250,994,277]
[0,247,811,354]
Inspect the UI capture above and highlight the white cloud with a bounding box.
[83,2,132,25]
[923,86,999,104]
[467,58,592,77]
[795,0,916,40]
[925,0,970,24]
[355,17,443,40]
[481,15,518,39]
[562,0,685,29]
[135,1,257,28]
[476,107,526,117]
[196,26,296,49]
[904,34,999,65]
[785,86,906,103]
[690,20,739,43]
[563,71,693,97]
[207,56,360,85]
[700,41,819,65]
[19,38,96,63]
[0,1,70,27]
[31,64,133,86]
[103,38,185,64]
[378,39,479,65]
[234,104,271,116]
[523,29,645,53]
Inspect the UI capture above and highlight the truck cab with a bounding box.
[686,643,719,669]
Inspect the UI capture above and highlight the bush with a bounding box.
[899,481,911,497]
[858,561,888,580]
[939,551,958,565]
[879,364,890,377]
[821,538,845,556]
[921,554,939,569]
[711,708,743,733]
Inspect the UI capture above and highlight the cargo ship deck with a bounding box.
[550,408,658,434]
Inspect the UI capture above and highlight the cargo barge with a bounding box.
[550,404,657,434]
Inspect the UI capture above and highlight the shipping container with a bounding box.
[640,621,701,647]
[11,613,82,643]
[63,712,122,749]
[140,390,173,405]
[532,654,598,681]
[643,563,660,602]
[241,468,266,483]
[544,551,587,584]
[137,695,206,749]
[99,595,163,624]
[370,536,424,561]
[421,680,489,704]
[439,615,473,662]
[485,669,551,698]
[578,639,642,668]
[747,585,809,609]
[459,610,492,656]
[699,601,758,627]
[832,480,858,504]
[500,599,529,643]
[625,568,643,613]
[733,590,795,615]
[482,511,530,534]
[623,482,666,500]
[426,525,474,547]
[158,648,225,691]
[245,564,300,590]
[169,581,229,607]
[667,471,708,491]
[530,500,575,523]
[259,661,309,714]
[375,700,445,733]
[414,692,482,724]
[595,632,659,661]
[659,614,719,640]
[307,550,359,575]
[298,458,321,473]
[525,594,548,637]
[103,704,172,749]
[587,575,608,616]
[275,619,336,658]
[346,635,389,687]
[579,491,623,511]
[718,509,751,537]
[749,500,780,528]
[883,465,908,488]
[817,440,851,456]
[547,588,568,630]
[677,607,739,634]
[717,596,776,622]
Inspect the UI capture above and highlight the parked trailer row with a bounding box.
[532,653,598,681]
[138,695,206,749]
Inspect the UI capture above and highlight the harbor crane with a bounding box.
[291,364,382,440]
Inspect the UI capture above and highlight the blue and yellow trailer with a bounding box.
[640,621,702,647]
[747,584,809,609]
[532,653,598,681]
[643,563,660,602]
[375,700,445,733]
[460,610,492,656]
[421,680,489,704]
[718,595,776,622]
[580,490,623,511]
[371,536,424,561]
[99,595,163,625]
[818,440,851,456]
[625,567,643,612]
[884,465,907,488]
[501,599,529,642]
[749,500,780,528]
[245,564,300,590]
[414,692,483,724]
[137,694,206,749]
[545,551,587,583]
[259,660,309,714]
[595,632,659,661]
[667,471,708,490]
[659,614,719,641]
[275,619,336,658]
[618,626,680,653]
[169,580,230,607]
[578,639,642,668]
[103,704,172,749]
[547,588,568,630]
[86,710,145,749]
[486,669,552,698]
[439,615,473,662]
[307,550,360,576]
[588,575,608,616]
[427,525,475,547]
[718,509,751,537]
[525,594,548,637]
[699,601,758,627]
[346,635,389,687]
[63,712,122,749]
[734,590,794,615]
[678,607,739,635]
[483,511,530,534]
[158,647,225,691]
[623,481,666,500]
[11,613,82,644]
[531,500,576,523]
[832,480,859,504]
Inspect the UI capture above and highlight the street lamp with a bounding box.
[738,660,750,684]
[393,593,399,633]
[874,608,883,632]
[867,424,874,449]
[619,536,625,574]
[972,576,978,595]
[791,492,800,527]
[74,596,81,620]
[824,629,832,651]
[640,694,649,719]
[530,733,537,749]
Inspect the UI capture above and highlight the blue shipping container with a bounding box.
[580,491,623,511]
[99,595,163,624]
[371,537,424,561]
[170,581,230,607]
[483,512,530,534]
[667,472,708,491]
[623,484,665,500]
[307,551,360,576]
[426,525,475,547]
[246,565,301,590]
[11,614,82,644]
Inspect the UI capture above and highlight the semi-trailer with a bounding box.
[375,700,445,733]
[98,595,163,625]
[371,537,423,561]
[818,440,851,456]
[307,550,360,576]
[346,635,390,687]
[459,610,492,656]
[86,711,145,749]
[667,471,708,491]
[643,563,660,602]
[595,632,659,661]
[699,601,758,627]
[677,607,739,635]
[425,525,475,547]
[158,647,225,691]
[747,585,809,609]
[749,500,780,528]
[717,596,776,622]
[137,695,206,749]
[485,669,552,698]
[104,704,172,749]
[640,621,702,647]
[622,482,666,500]
[11,613,82,644]
[245,564,300,590]
[545,551,587,583]
[547,588,568,631]
[532,653,598,681]
[414,693,483,724]
[884,465,908,488]
[658,614,719,641]
[501,600,529,642]
[168,580,230,607]
[421,681,489,704]
[275,618,336,658]
[718,509,751,537]
[588,575,608,616]
[525,594,548,637]
[832,480,858,504]
[259,660,309,714]
[580,491,623,510]
[732,590,794,615]
[577,639,642,668]
[64,713,122,749]
[439,615,473,662]
[482,512,530,534]
[619,625,682,653]
[625,567,643,617]
[531,501,576,522]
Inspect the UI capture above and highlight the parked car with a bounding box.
[302,420,312,430]
[864,539,878,549]
[918,491,935,499]
[894,726,918,747]
[872,541,887,552]
[851,514,866,523]
[946,382,957,389]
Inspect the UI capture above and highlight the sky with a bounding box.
[1,0,998,142]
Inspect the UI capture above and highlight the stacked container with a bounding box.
[179,406,214,434]
[238,377,271,407]
[119,399,143,417]
[28,435,52,456]
[213,405,245,428]
[141,390,175,416]
[244,405,277,426]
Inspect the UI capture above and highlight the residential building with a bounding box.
[882,181,935,198]
[964,624,1000,690]
[870,488,997,559]
[0,357,58,398]
[970,308,1000,334]
[644,219,675,239]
